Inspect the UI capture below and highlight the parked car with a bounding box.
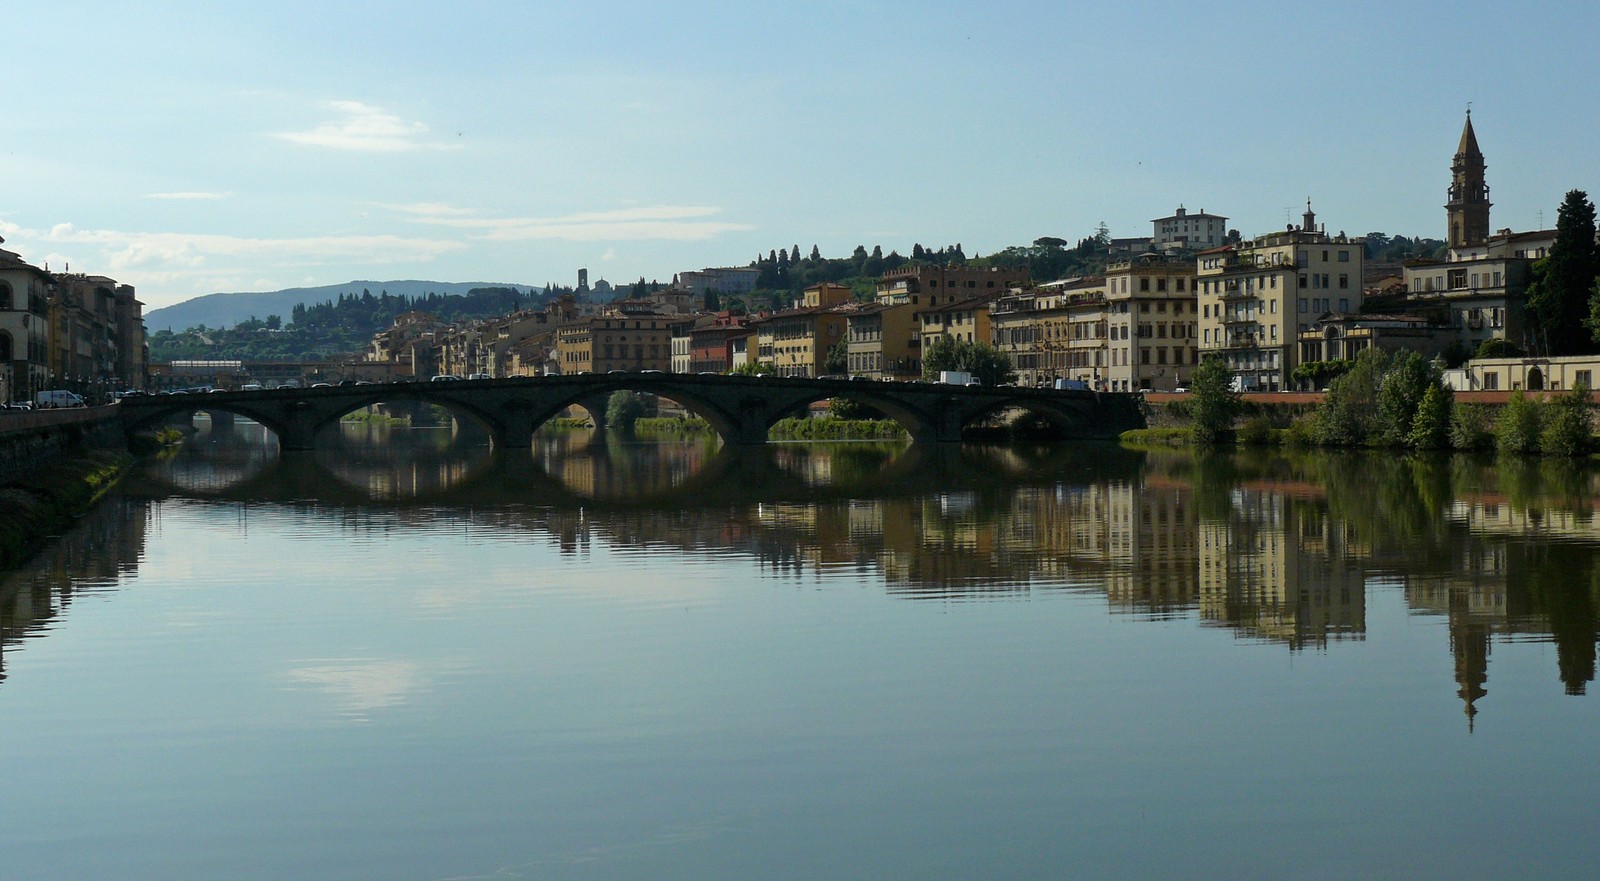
[240,383,264,391]
[430,375,462,382]
[465,373,492,381]
[35,390,86,408]
[310,382,333,388]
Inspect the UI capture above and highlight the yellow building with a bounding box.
[918,292,997,358]
[754,283,853,377]
[0,248,54,403]
[1104,255,1199,393]
[555,302,687,374]
[845,301,920,379]
[875,266,1029,307]
[1197,203,1363,391]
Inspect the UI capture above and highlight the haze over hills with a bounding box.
[144,280,538,332]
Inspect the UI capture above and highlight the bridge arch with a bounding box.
[955,393,1102,439]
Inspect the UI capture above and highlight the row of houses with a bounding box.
[0,243,147,405]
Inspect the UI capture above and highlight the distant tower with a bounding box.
[1302,198,1317,233]
[577,268,589,294]
[1446,111,1491,249]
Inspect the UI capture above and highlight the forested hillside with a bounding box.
[147,286,540,362]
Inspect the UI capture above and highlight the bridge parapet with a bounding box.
[116,375,1144,450]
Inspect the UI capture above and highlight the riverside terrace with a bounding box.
[116,374,1146,450]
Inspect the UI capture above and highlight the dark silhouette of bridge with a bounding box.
[118,374,1144,450]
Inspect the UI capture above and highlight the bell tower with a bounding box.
[1446,110,1491,250]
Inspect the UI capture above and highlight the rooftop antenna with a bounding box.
[1537,209,1546,229]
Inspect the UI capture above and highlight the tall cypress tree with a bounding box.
[1528,190,1596,353]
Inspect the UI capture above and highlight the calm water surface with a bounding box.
[2,421,1597,880]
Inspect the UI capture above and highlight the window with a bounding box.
[1578,370,1592,388]
[1339,299,1349,312]
[1298,298,1308,313]
[1140,278,1150,292]
[1484,373,1499,390]
[1339,274,1349,290]
[1338,250,1350,262]
[1299,275,1308,289]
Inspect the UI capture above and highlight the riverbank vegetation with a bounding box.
[1135,348,1597,458]
[340,410,408,426]
[0,451,132,569]
[768,417,908,440]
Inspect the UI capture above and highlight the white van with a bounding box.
[35,390,86,408]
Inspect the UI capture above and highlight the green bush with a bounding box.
[1190,356,1240,443]
[1495,391,1543,455]
[1237,416,1274,445]
[1449,403,1495,451]
[1407,383,1453,449]
[1284,415,1319,447]
[1316,349,1387,445]
[1118,427,1195,445]
[1540,384,1593,457]
[768,417,907,440]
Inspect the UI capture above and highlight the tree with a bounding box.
[605,390,646,436]
[730,361,776,376]
[1524,190,1598,353]
[1495,390,1543,455]
[921,336,1014,386]
[1541,383,1593,456]
[1408,383,1453,449]
[1316,348,1391,445]
[824,339,849,376]
[265,314,281,330]
[1375,350,1437,446]
[1190,355,1241,443]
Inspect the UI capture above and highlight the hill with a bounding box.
[144,280,535,332]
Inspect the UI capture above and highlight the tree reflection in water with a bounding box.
[13,432,1600,722]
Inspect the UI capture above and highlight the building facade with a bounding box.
[1104,256,1198,392]
[1197,204,1364,391]
[1152,206,1229,251]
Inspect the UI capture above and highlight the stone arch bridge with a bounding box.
[118,374,1145,450]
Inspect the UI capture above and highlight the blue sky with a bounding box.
[4,0,1597,310]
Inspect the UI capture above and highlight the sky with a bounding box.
[3,0,1599,312]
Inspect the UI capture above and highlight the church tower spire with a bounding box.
[1446,110,1491,250]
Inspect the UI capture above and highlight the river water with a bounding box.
[2,422,1597,880]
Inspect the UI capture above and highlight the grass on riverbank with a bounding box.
[341,411,408,426]
[0,451,133,570]
[634,416,714,439]
[769,417,907,441]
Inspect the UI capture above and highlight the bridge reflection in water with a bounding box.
[52,422,1596,729]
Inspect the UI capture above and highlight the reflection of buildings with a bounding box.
[1,500,149,684]
[121,433,1600,726]
[1199,489,1365,649]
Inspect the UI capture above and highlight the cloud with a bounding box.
[0,217,467,302]
[395,204,754,242]
[600,247,617,261]
[285,660,423,718]
[144,191,231,200]
[274,100,457,153]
